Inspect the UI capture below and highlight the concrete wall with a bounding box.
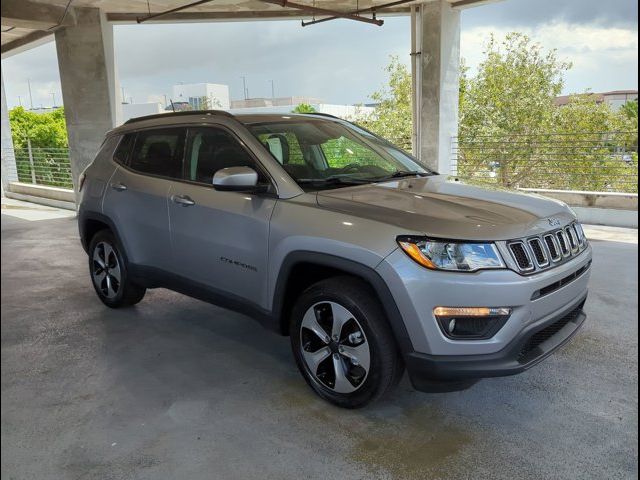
[1,72,18,193]
[520,188,638,228]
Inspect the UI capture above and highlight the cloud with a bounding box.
[113,17,410,105]
[463,0,638,29]
[461,22,638,94]
[1,2,637,110]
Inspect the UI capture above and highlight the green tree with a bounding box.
[620,99,638,124]
[9,106,68,149]
[291,103,317,113]
[8,107,71,188]
[457,33,636,192]
[357,56,412,151]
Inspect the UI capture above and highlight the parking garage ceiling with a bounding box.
[1,0,495,55]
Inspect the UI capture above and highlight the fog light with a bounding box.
[434,306,512,340]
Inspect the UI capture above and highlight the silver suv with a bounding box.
[78,111,592,408]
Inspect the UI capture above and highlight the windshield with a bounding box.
[247,117,436,190]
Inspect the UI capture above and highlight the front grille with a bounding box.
[508,242,533,271]
[528,238,549,267]
[518,300,585,363]
[506,222,588,274]
[531,260,592,299]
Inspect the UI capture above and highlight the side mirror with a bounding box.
[212,166,260,192]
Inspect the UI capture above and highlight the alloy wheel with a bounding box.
[300,301,371,394]
[91,241,121,299]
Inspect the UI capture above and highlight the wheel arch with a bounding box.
[271,251,414,355]
[78,211,125,255]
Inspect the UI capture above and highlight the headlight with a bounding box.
[397,237,505,272]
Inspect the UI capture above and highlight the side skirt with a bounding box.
[129,265,281,333]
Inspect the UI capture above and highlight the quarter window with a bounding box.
[129,128,186,179]
[113,133,135,165]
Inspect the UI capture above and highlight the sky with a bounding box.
[1,0,638,109]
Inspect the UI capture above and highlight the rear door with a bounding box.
[102,127,186,272]
[167,125,276,307]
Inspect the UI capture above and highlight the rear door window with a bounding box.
[128,128,186,179]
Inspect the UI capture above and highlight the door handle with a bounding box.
[110,182,127,191]
[171,194,195,207]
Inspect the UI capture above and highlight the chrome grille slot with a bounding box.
[508,241,534,271]
[565,226,578,252]
[573,223,585,248]
[544,234,561,261]
[556,230,570,256]
[527,238,549,267]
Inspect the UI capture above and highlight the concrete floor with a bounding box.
[1,206,638,480]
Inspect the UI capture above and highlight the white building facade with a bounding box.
[172,83,230,110]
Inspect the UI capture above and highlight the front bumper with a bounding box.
[404,292,587,391]
[375,243,592,392]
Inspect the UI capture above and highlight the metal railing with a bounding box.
[451,132,638,193]
[2,144,73,189]
[2,132,638,194]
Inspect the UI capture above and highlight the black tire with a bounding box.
[88,229,146,308]
[290,276,404,408]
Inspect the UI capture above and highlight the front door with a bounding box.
[168,126,276,308]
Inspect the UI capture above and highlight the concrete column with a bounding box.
[412,0,460,174]
[55,7,121,192]
[1,72,18,195]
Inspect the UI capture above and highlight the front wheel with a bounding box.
[88,230,146,308]
[290,276,404,408]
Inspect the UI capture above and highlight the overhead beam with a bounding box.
[1,30,53,57]
[136,0,216,23]
[450,0,501,9]
[1,0,75,30]
[301,0,417,27]
[257,0,384,26]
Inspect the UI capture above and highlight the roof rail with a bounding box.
[300,112,341,120]
[124,109,235,125]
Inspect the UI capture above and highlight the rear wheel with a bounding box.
[290,276,404,408]
[88,230,146,308]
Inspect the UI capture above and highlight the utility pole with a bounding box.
[241,76,248,100]
[50,92,56,107]
[163,94,168,107]
[269,80,275,100]
[27,79,33,109]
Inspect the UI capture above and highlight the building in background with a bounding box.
[172,83,230,110]
[122,102,165,122]
[228,96,374,119]
[555,90,638,110]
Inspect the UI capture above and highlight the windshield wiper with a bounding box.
[296,176,373,189]
[375,170,431,181]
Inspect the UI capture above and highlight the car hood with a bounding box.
[315,175,575,240]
